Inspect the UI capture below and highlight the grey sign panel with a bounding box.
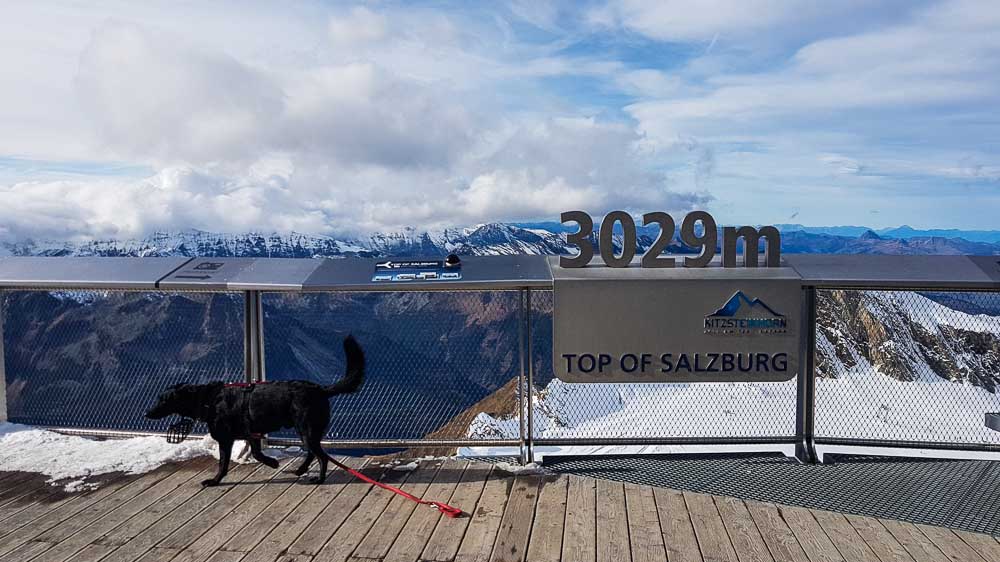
[0,257,191,290]
[225,258,325,291]
[785,254,996,289]
[552,259,802,383]
[968,256,1000,286]
[303,255,552,291]
[156,258,256,291]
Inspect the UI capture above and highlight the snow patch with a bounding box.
[0,423,289,491]
[492,461,545,475]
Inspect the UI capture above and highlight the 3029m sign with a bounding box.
[559,210,781,269]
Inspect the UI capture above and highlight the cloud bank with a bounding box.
[0,1,998,239]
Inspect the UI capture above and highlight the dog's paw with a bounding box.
[309,476,326,485]
[201,479,220,487]
[262,458,279,469]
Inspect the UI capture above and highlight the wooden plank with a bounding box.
[489,474,542,562]
[453,471,513,562]
[595,479,629,562]
[879,519,950,562]
[239,458,369,562]
[779,506,845,562]
[0,483,66,525]
[220,469,319,553]
[916,524,987,562]
[0,541,57,562]
[136,547,183,562]
[287,462,399,558]
[0,473,48,509]
[624,483,666,562]
[29,461,211,562]
[844,515,915,562]
[955,531,1000,562]
[810,510,881,562]
[652,488,702,562]
[383,460,470,562]
[713,496,773,562]
[65,544,117,562]
[525,475,569,562]
[96,462,219,546]
[745,501,809,562]
[349,461,442,561]
[98,462,264,562]
[684,492,737,562]
[205,551,246,562]
[161,460,295,561]
[275,556,313,562]
[34,465,181,544]
[560,476,596,562]
[420,462,490,562]
[0,480,116,543]
[0,469,160,560]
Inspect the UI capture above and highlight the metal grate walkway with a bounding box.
[543,453,1000,537]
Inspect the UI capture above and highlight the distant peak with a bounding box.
[860,230,881,240]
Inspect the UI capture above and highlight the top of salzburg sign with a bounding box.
[559,210,780,269]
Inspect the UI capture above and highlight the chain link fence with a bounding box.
[261,290,522,444]
[815,289,1000,447]
[2,290,245,434]
[3,285,999,455]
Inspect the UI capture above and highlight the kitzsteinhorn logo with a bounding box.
[704,291,787,335]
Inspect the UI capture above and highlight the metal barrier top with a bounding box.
[0,254,997,291]
[784,254,1000,289]
[0,256,190,290]
[0,254,555,291]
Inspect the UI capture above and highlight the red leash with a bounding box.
[329,457,464,518]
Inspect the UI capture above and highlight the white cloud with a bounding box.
[0,0,999,236]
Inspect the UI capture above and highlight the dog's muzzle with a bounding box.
[166,417,194,444]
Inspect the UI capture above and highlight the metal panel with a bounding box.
[550,255,798,282]
[785,254,996,289]
[986,413,1000,433]
[969,256,1000,285]
[0,256,191,290]
[156,257,256,290]
[302,254,552,291]
[226,258,324,291]
[552,257,802,383]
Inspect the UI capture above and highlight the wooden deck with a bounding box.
[1,456,999,562]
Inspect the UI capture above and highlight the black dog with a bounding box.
[146,335,364,486]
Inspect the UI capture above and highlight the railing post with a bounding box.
[795,286,818,463]
[525,287,535,464]
[518,288,528,465]
[243,290,265,384]
[0,290,7,423]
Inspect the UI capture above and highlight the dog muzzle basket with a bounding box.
[166,417,195,444]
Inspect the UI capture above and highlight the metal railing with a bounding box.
[2,261,999,465]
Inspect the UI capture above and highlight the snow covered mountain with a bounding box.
[0,224,571,258]
[3,223,998,258]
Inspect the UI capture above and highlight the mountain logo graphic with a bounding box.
[704,291,787,335]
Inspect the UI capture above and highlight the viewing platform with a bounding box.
[3,455,1000,562]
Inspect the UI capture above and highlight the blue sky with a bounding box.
[0,0,998,241]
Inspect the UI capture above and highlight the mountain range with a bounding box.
[2,223,999,258]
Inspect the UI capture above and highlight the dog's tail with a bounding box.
[324,335,365,397]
